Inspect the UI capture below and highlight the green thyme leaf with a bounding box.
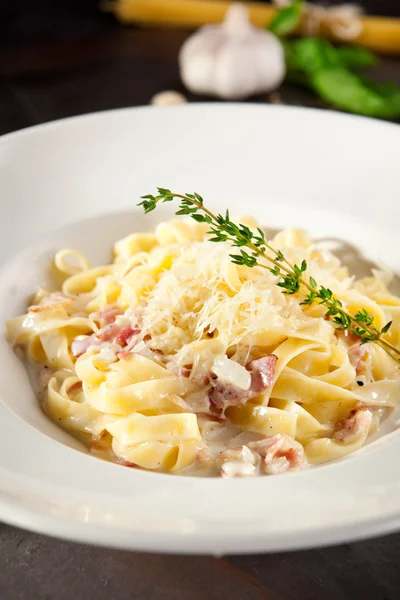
[138,188,400,364]
[381,321,393,335]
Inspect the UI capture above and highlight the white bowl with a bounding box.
[0,104,399,554]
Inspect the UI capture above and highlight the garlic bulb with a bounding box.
[179,3,286,100]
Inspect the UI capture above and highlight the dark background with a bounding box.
[0,0,400,136]
[1,1,400,599]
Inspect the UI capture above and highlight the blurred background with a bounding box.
[0,0,399,135]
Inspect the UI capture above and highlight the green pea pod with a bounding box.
[311,68,400,119]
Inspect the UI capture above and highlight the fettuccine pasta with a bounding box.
[7,217,400,477]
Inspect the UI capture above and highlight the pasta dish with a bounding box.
[7,215,400,477]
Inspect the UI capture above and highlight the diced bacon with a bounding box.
[336,329,361,345]
[247,355,278,393]
[90,307,120,325]
[209,354,278,411]
[219,445,257,478]
[71,336,98,357]
[114,326,139,347]
[249,435,305,474]
[71,323,121,357]
[116,333,143,360]
[181,364,193,378]
[28,292,73,313]
[209,382,247,410]
[333,407,373,444]
[249,435,284,461]
[276,447,304,470]
[348,342,371,374]
[96,323,122,342]
[265,456,291,475]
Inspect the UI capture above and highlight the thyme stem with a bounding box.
[138,189,400,363]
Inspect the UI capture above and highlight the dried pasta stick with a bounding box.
[103,0,400,55]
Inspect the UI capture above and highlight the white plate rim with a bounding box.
[0,103,399,554]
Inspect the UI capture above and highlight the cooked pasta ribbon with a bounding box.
[7,217,400,477]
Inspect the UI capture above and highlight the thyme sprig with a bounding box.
[138,188,399,363]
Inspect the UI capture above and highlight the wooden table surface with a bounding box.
[1,3,400,599]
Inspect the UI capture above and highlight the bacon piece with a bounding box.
[209,354,277,411]
[336,329,361,345]
[276,447,304,470]
[247,355,278,393]
[248,435,285,463]
[209,382,247,410]
[90,307,120,325]
[71,323,121,357]
[116,348,131,360]
[180,364,192,378]
[28,292,73,313]
[116,331,145,360]
[333,407,373,444]
[219,445,257,478]
[71,336,97,357]
[114,326,139,347]
[249,435,305,474]
[348,342,371,374]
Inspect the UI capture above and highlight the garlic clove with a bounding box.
[223,2,254,37]
[179,28,224,97]
[179,3,286,100]
[215,45,259,100]
[151,90,188,106]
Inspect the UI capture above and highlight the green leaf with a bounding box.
[285,37,341,75]
[270,266,281,277]
[309,277,317,289]
[300,291,316,306]
[268,0,303,37]
[336,46,377,70]
[381,321,393,334]
[311,67,400,119]
[355,308,373,325]
[362,78,400,97]
[138,199,157,213]
[318,287,333,301]
[191,214,206,223]
[278,273,300,294]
